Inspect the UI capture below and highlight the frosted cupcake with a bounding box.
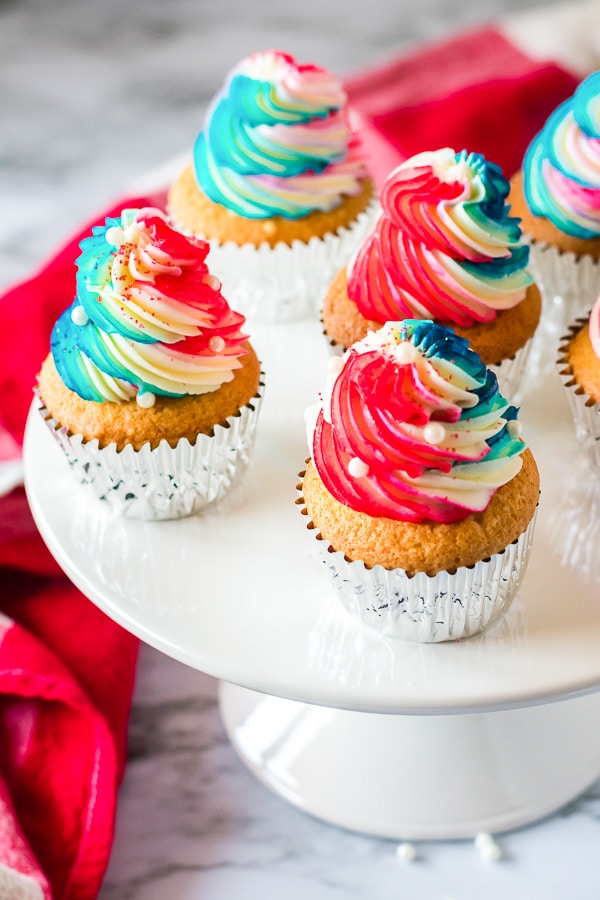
[37,207,263,520]
[299,320,539,642]
[510,71,600,327]
[322,148,541,399]
[557,295,600,471]
[168,50,376,322]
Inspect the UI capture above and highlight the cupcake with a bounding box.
[37,207,263,520]
[168,49,377,322]
[509,70,600,328]
[323,148,541,399]
[557,295,600,471]
[298,320,539,642]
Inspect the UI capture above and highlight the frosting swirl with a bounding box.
[309,320,525,524]
[51,208,249,403]
[347,148,532,327]
[193,50,368,219]
[523,71,600,238]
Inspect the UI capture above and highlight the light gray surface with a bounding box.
[4,1,600,898]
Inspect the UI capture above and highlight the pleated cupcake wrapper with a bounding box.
[298,485,536,642]
[557,322,600,472]
[171,199,380,323]
[527,240,600,330]
[488,337,534,403]
[37,388,263,520]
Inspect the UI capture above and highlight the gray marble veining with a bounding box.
[4,1,600,898]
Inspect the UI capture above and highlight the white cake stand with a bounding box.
[23,318,600,840]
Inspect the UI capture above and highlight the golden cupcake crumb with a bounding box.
[38,343,261,452]
[301,450,539,576]
[322,267,541,365]
[168,163,374,248]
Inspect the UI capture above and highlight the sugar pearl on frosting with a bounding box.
[507,420,522,438]
[209,336,226,353]
[136,391,156,409]
[395,341,418,365]
[423,422,446,445]
[348,457,369,478]
[70,305,89,326]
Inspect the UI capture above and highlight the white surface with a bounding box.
[23,316,600,715]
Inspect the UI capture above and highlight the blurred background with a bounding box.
[1,0,555,289]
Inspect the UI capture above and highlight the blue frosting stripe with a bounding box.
[523,70,600,238]
[406,320,524,465]
[192,52,359,220]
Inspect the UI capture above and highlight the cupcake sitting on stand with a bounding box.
[322,148,541,399]
[510,70,600,331]
[37,207,263,520]
[168,49,377,322]
[299,320,539,642]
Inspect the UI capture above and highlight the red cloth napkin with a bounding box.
[0,22,582,900]
[345,25,579,186]
[0,196,164,900]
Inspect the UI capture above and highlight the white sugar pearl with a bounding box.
[396,842,416,862]
[136,391,156,409]
[70,305,89,326]
[105,226,124,247]
[475,832,502,862]
[423,422,446,445]
[507,419,522,438]
[209,336,226,353]
[348,457,369,478]
[395,342,418,365]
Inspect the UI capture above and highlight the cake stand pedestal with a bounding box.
[220,686,600,839]
[23,320,600,840]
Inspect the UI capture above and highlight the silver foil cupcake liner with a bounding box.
[558,321,600,472]
[172,199,380,323]
[298,486,537,642]
[527,240,600,332]
[488,337,534,403]
[37,385,263,520]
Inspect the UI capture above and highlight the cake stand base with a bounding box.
[220,683,600,840]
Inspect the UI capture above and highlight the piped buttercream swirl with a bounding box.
[193,50,368,219]
[51,208,248,403]
[309,320,525,524]
[523,70,600,238]
[347,148,532,327]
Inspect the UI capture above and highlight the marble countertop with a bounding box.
[4,0,600,897]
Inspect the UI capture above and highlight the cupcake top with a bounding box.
[193,49,369,219]
[51,207,249,405]
[347,148,533,328]
[307,320,526,524]
[523,70,600,239]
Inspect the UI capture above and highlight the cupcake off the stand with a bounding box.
[36,207,263,520]
[322,148,541,399]
[509,70,600,325]
[168,49,377,322]
[298,320,539,642]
